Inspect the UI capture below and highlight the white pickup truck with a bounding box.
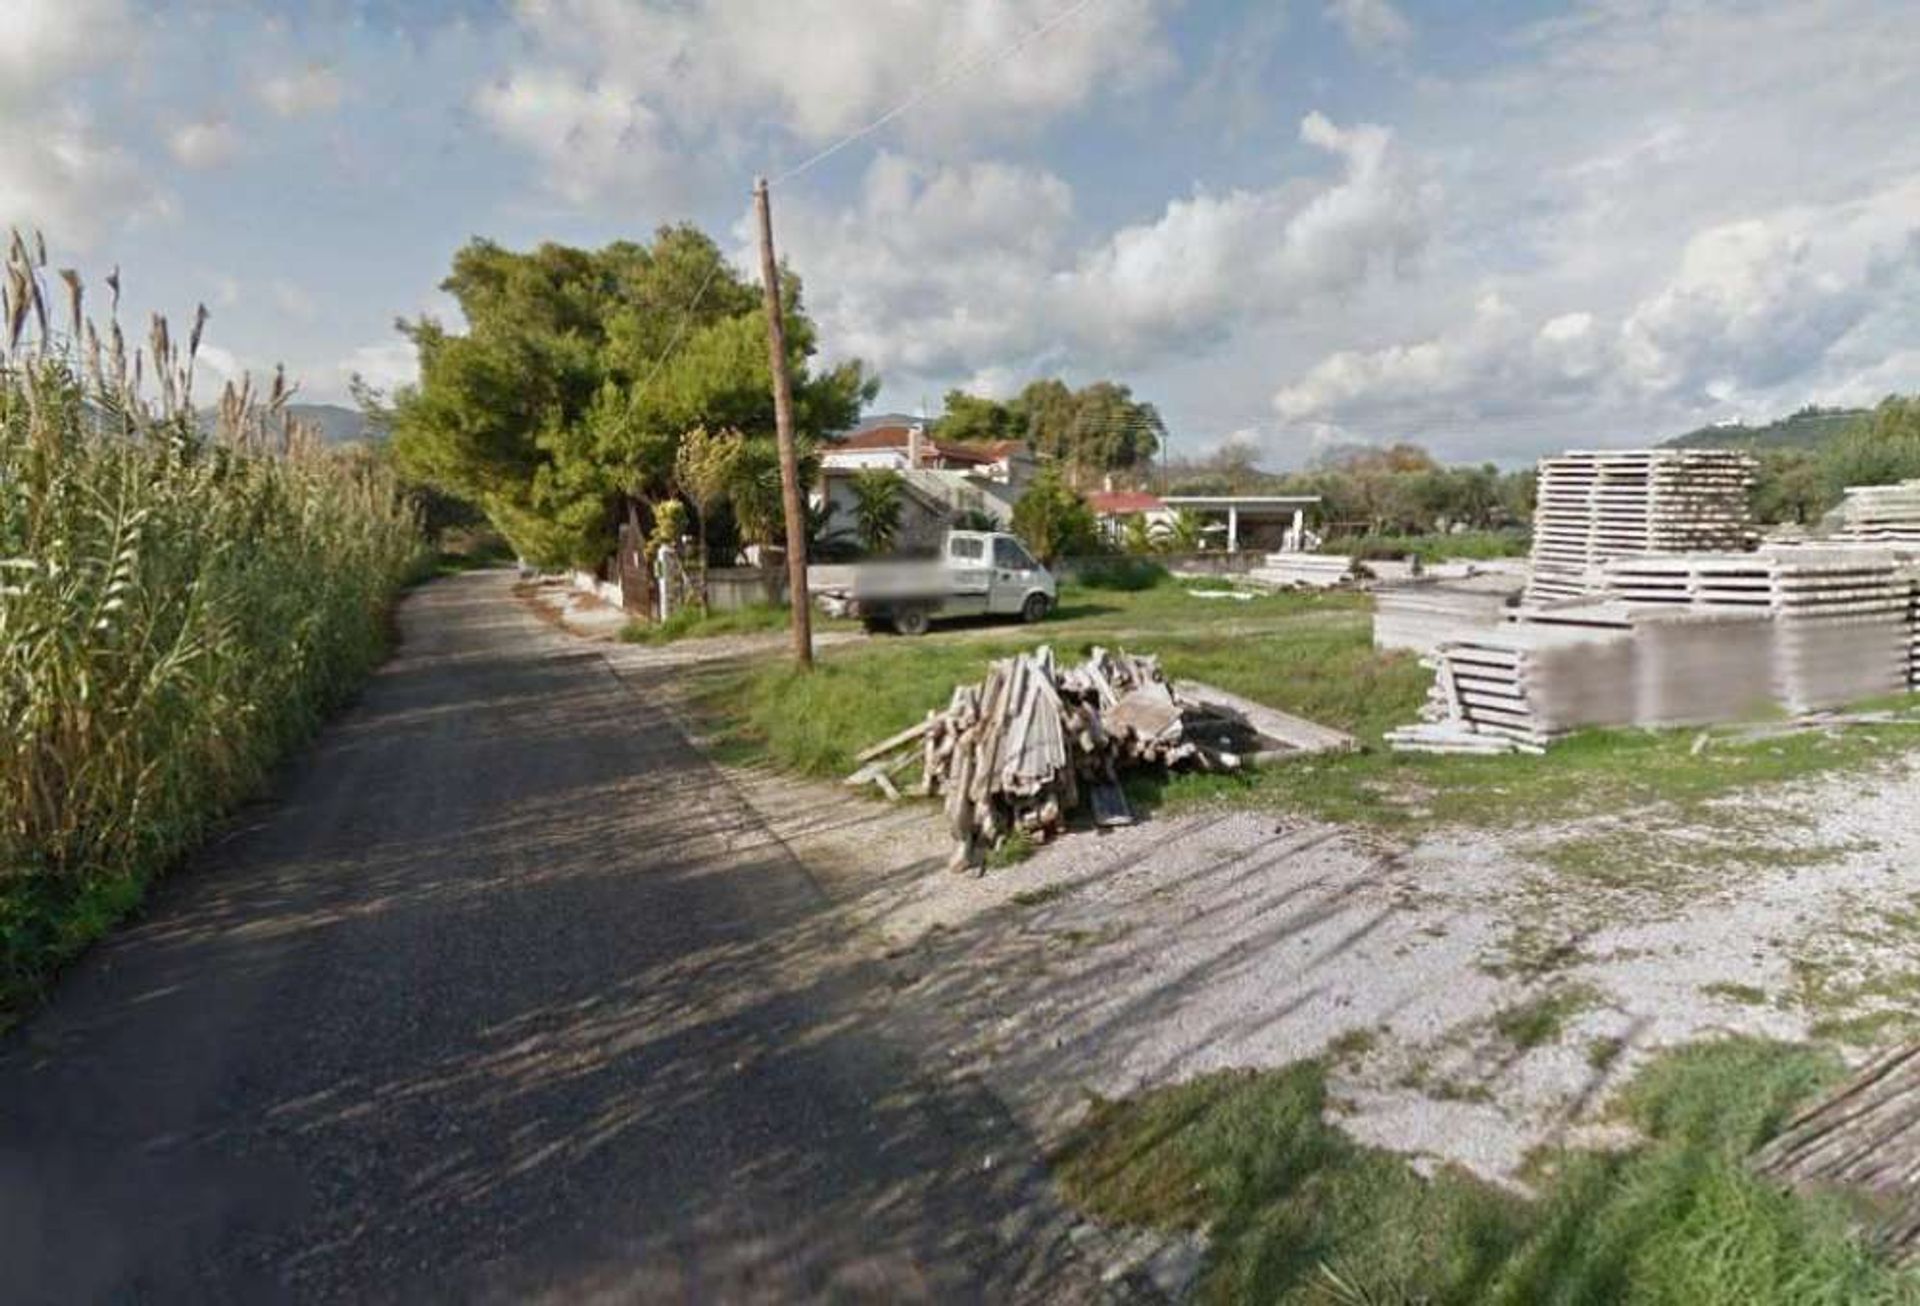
[812,530,1057,636]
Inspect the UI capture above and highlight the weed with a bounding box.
[1327,1027,1382,1064]
[1054,1039,1896,1304]
[985,829,1037,869]
[1011,881,1074,907]
[1704,982,1771,1007]
[1492,984,1600,1050]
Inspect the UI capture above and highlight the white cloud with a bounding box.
[166,119,242,169]
[475,69,676,205]
[269,280,318,321]
[0,0,131,103]
[481,0,1175,201]
[257,65,345,117]
[0,107,164,246]
[769,111,1436,394]
[1270,179,1920,445]
[1064,113,1435,360]
[0,0,159,246]
[338,339,418,395]
[1324,0,1412,54]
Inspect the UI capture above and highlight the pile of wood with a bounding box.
[1525,449,1756,604]
[847,647,1346,870]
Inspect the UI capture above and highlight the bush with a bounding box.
[1012,467,1101,563]
[1069,557,1171,591]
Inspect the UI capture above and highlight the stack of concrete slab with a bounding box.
[1525,450,1756,604]
[1601,549,1910,712]
[1631,608,1777,727]
[1385,624,1638,755]
[1372,574,1525,654]
[1249,552,1354,589]
[1831,481,1920,546]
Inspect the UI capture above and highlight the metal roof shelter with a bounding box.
[1160,495,1321,552]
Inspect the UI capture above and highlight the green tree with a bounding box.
[932,389,1022,445]
[933,378,1166,486]
[389,228,874,568]
[1011,467,1100,563]
[1819,395,1920,499]
[849,468,905,554]
[1753,448,1829,524]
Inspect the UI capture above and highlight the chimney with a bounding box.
[907,423,923,469]
[1103,472,1114,493]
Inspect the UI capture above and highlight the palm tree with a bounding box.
[849,468,904,554]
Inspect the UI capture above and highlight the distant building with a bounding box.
[1086,490,1168,543]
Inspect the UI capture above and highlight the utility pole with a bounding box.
[754,176,813,669]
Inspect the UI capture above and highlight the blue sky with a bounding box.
[6,0,1917,466]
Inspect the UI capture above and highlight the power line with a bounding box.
[632,259,726,399]
[767,0,1109,189]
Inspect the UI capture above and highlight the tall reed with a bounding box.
[0,233,424,1010]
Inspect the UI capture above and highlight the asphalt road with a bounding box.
[0,572,1092,1304]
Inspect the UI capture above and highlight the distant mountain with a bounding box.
[287,403,381,444]
[1662,406,1867,450]
[197,402,380,444]
[840,412,925,437]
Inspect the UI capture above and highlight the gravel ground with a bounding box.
[697,719,1920,1185]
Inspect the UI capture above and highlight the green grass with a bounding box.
[692,581,1920,837]
[1322,530,1531,563]
[621,602,859,645]
[1055,1038,1916,1304]
[1491,984,1601,1050]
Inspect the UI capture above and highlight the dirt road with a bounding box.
[0,572,1092,1303]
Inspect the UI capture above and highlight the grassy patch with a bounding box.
[984,828,1038,869]
[1705,981,1772,1007]
[1055,1039,1910,1304]
[691,582,1920,835]
[622,602,801,644]
[1011,881,1075,907]
[1491,984,1601,1050]
[1321,530,1531,563]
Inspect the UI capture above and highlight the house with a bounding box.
[1086,490,1168,544]
[815,423,1042,549]
[821,424,1040,490]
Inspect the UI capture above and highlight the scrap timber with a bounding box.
[1754,1044,1920,1263]
[847,646,1353,869]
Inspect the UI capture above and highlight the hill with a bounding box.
[287,403,380,444]
[1663,406,1866,450]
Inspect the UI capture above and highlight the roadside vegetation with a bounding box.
[0,244,422,1019]
[1055,1039,1917,1303]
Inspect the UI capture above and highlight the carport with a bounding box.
[1159,495,1321,552]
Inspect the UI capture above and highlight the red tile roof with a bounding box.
[1086,491,1166,515]
[832,425,1004,466]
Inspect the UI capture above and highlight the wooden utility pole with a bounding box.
[754,176,813,669]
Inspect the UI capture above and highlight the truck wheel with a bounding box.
[892,606,931,637]
[1021,593,1051,623]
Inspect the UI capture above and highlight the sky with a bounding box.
[5,0,1917,468]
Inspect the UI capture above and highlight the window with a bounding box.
[994,538,1035,570]
[949,537,985,561]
